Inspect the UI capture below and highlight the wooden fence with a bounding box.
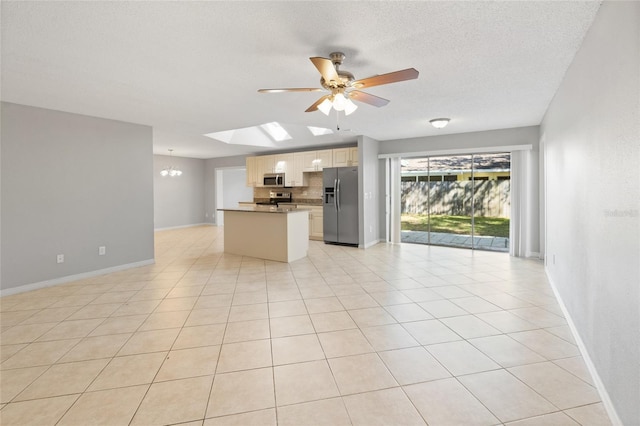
[401,180,510,218]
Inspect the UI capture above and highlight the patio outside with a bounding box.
[400,154,511,252]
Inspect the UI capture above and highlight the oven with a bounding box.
[256,191,292,206]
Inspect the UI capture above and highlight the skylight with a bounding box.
[307,126,333,136]
[203,122,341,148]
[260,122,292,142]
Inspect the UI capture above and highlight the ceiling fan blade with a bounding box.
[305,95,331,112]
[349,90,390,107]
[310,57,340,85]
[258,88,324,93]
[352,68,419,89]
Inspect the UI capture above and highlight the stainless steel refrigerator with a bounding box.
[323,167,359,246]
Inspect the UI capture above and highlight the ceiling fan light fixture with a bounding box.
[332,92,347,111]
[318,98,332,115]
[430,118,450,129]
[344,98,358,116]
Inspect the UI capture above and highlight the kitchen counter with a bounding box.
[219,206,309,214]
[217,207,309,262]
[251,199,323,206]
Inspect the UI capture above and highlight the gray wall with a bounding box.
[1,103,154,292]
[378,126,541,255]
[379,126,540,156]
[358,135,380,247]
[541,2,639,424]
[204,155,247,224]
[153,154,205,229]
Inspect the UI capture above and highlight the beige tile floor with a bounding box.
[0,226,613,425]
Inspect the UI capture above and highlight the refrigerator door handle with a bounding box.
[333,179,338,211]
[336,178,341,212]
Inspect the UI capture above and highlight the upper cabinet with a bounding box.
[333,147,358,167]
[316,149,334,170]
[246,156,258,187]
[290,154,308,187]
[296,149,334,172]
[273,153,295,186]
[257,155,275,176]
[246,147,357,187]
[273,154,290,174]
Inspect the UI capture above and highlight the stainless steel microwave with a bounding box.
[263,173,285,187]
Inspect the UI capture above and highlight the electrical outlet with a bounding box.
[99,246,106,256]
[57,254,64,263]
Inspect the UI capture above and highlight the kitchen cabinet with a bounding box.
[349,147,358,166]
[258,155,275,174]
[316,149,333,170]
[246,147,357,187]
[297,150,334,172]
[219,207,309,262]
[308,206,324,240]
[273,154,291,173]
[256,155,275,187]
[297,150,333,172]
[290,154,309,187]
[279,204,323,240]
[245,156,258,187]
[273,153,295,186]
[332,147,358,167]
[298,151,319,172]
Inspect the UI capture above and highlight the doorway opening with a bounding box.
[400,153,511,252]
[215,167,253,226]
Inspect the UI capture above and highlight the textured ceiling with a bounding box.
[1,1,601,159]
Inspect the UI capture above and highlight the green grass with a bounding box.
[401,214,510,238]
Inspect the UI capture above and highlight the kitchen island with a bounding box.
[217,206,309,262]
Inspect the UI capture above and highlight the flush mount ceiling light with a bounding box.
[430,118,450,129]
[160,149,182,177]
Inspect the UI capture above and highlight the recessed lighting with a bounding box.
[430,118,450,129]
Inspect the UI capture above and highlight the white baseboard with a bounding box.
[0,259,155,298]
[526,251,542,259]
[363,239,381,249]
[545,268,623,426]
[154,223,215,231]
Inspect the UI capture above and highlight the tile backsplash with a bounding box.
[254,172,323,202]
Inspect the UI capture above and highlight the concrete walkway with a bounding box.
[401,230,509,252]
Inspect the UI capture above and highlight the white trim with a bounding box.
[546,269,623,426]
[363,239,381,249]
[526,251,542,259]
[0,259,155,297]
[378,144,533,159]
[154,223,214,231]
[216,168,224,226]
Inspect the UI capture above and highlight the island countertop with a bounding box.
[217,206,311,214]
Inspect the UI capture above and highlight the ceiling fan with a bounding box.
[258,52,419,115]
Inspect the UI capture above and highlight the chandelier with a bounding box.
[160,149,182,177]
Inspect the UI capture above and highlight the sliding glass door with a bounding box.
[401,153,510,252]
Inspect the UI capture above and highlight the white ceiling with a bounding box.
[1,1,601,159]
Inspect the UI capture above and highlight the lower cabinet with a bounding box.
[308,206,323,241]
